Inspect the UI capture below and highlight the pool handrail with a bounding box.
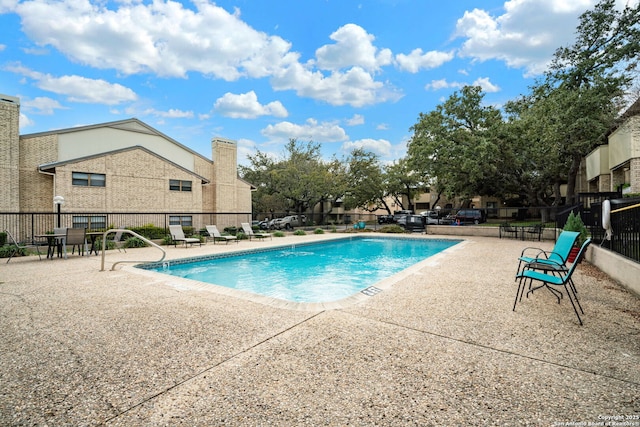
[100,229,166,271]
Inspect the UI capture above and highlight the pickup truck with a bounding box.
[274,215,306,230]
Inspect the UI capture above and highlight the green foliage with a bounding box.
[563,211,589,246]
[407,86,506,201]
[0,245,20,258]
[239,139,347,218]
[162,235,174,246]
[129,224,166,239]
[378,225,406,233]
[223,226,238,235]
[273,231,286,237]
[293,229,306,236]
[0,232,6,246]
[313,228,325,234]
[125,237,148,248]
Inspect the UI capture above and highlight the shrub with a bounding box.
[293,229,306,236]
[224,226,238,235]
[129,224,166,239]
[0,245,21,258]
[0,232,6,246]
[313,228,325,234]
[563,211,589,246]
[125,237,148,248]
[378,225,406,233]
[273,231,286,237]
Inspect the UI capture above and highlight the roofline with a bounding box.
[21,118,212,163]
[38,145,210,184]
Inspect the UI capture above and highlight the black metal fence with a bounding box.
[555,193,640,263]
[0,212,252,243]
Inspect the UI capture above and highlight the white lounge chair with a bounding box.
[169,225,201,247]
[4,229,45,263]
[206,225,238,244]
[241,222,271,240]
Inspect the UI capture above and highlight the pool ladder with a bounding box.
[100,229,166,271]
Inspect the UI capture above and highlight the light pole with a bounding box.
[53,195,64,228]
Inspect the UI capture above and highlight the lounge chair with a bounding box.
[4,229,45,263]
[65,227,88,257]
[206,225,238,244]
[169,225,201,247]
[514,239,591,325]
[515,230,580,278]
[241,222,271,240]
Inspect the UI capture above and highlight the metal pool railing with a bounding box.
[100,229,166,271]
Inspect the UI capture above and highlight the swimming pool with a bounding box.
[140,236,461,303]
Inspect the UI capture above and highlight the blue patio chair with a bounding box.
[515,230,580,278]
[514,238,591,325]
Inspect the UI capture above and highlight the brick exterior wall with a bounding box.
[19,134,58,211]
[54,148,203,212]
[0,97,20,212]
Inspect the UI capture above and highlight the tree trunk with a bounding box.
[565,154,582,206]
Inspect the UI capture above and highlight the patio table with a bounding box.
[34,234,66,259]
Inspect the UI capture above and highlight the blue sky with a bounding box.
[0,0,623,166]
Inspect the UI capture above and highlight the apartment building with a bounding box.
[0,94,252,232]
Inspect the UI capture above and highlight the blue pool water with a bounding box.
[144,237,460,303]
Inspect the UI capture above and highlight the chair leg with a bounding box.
[563,284,583,325]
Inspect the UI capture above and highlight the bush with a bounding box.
[125,237,148,248]
[293,229,306,236]
[378,225,406,233]
[129,224,167,239]
[0,245,20,258]
[0,232,6,246]
[273,231,286,237]
[313,228,325,234]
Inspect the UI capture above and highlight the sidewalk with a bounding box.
[1,234,638,426]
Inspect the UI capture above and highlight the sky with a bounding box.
[0,0,630,166]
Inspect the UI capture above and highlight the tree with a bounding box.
[384,159,423,212]
[342,148,387,212]
[239,139,348,221]
[407,86,506,205]
[543,0,640,204]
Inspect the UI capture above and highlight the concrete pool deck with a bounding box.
[1,233,638,425]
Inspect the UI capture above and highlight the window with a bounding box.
[169,216,192,227]
[73,172,106,187]
[169,179,192,192]
[73,215,106,230]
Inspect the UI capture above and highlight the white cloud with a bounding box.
[454,0,598,76]
[315,24,392,72]
[19,112,35,129]
[0,0,17,13]
[214,91,288,119]
[14,0,297,80]
[271,63,402,107]
[341,138,392,157]
[425,79,464,91]
[261,118,348,142]
[346,114,364,126]
[376,123,389,130]
[5,64,137,104]
[472,77,500,93]
[425,77,500,93]
[395,48,454,73]
[22,96,66,115]
[142,108,194,119]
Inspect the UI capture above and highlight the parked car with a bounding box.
[419,210,441,225]
[275,215,307,230]
[454,209,487,224]
[377,214,395,224]
[397,214,425,232]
